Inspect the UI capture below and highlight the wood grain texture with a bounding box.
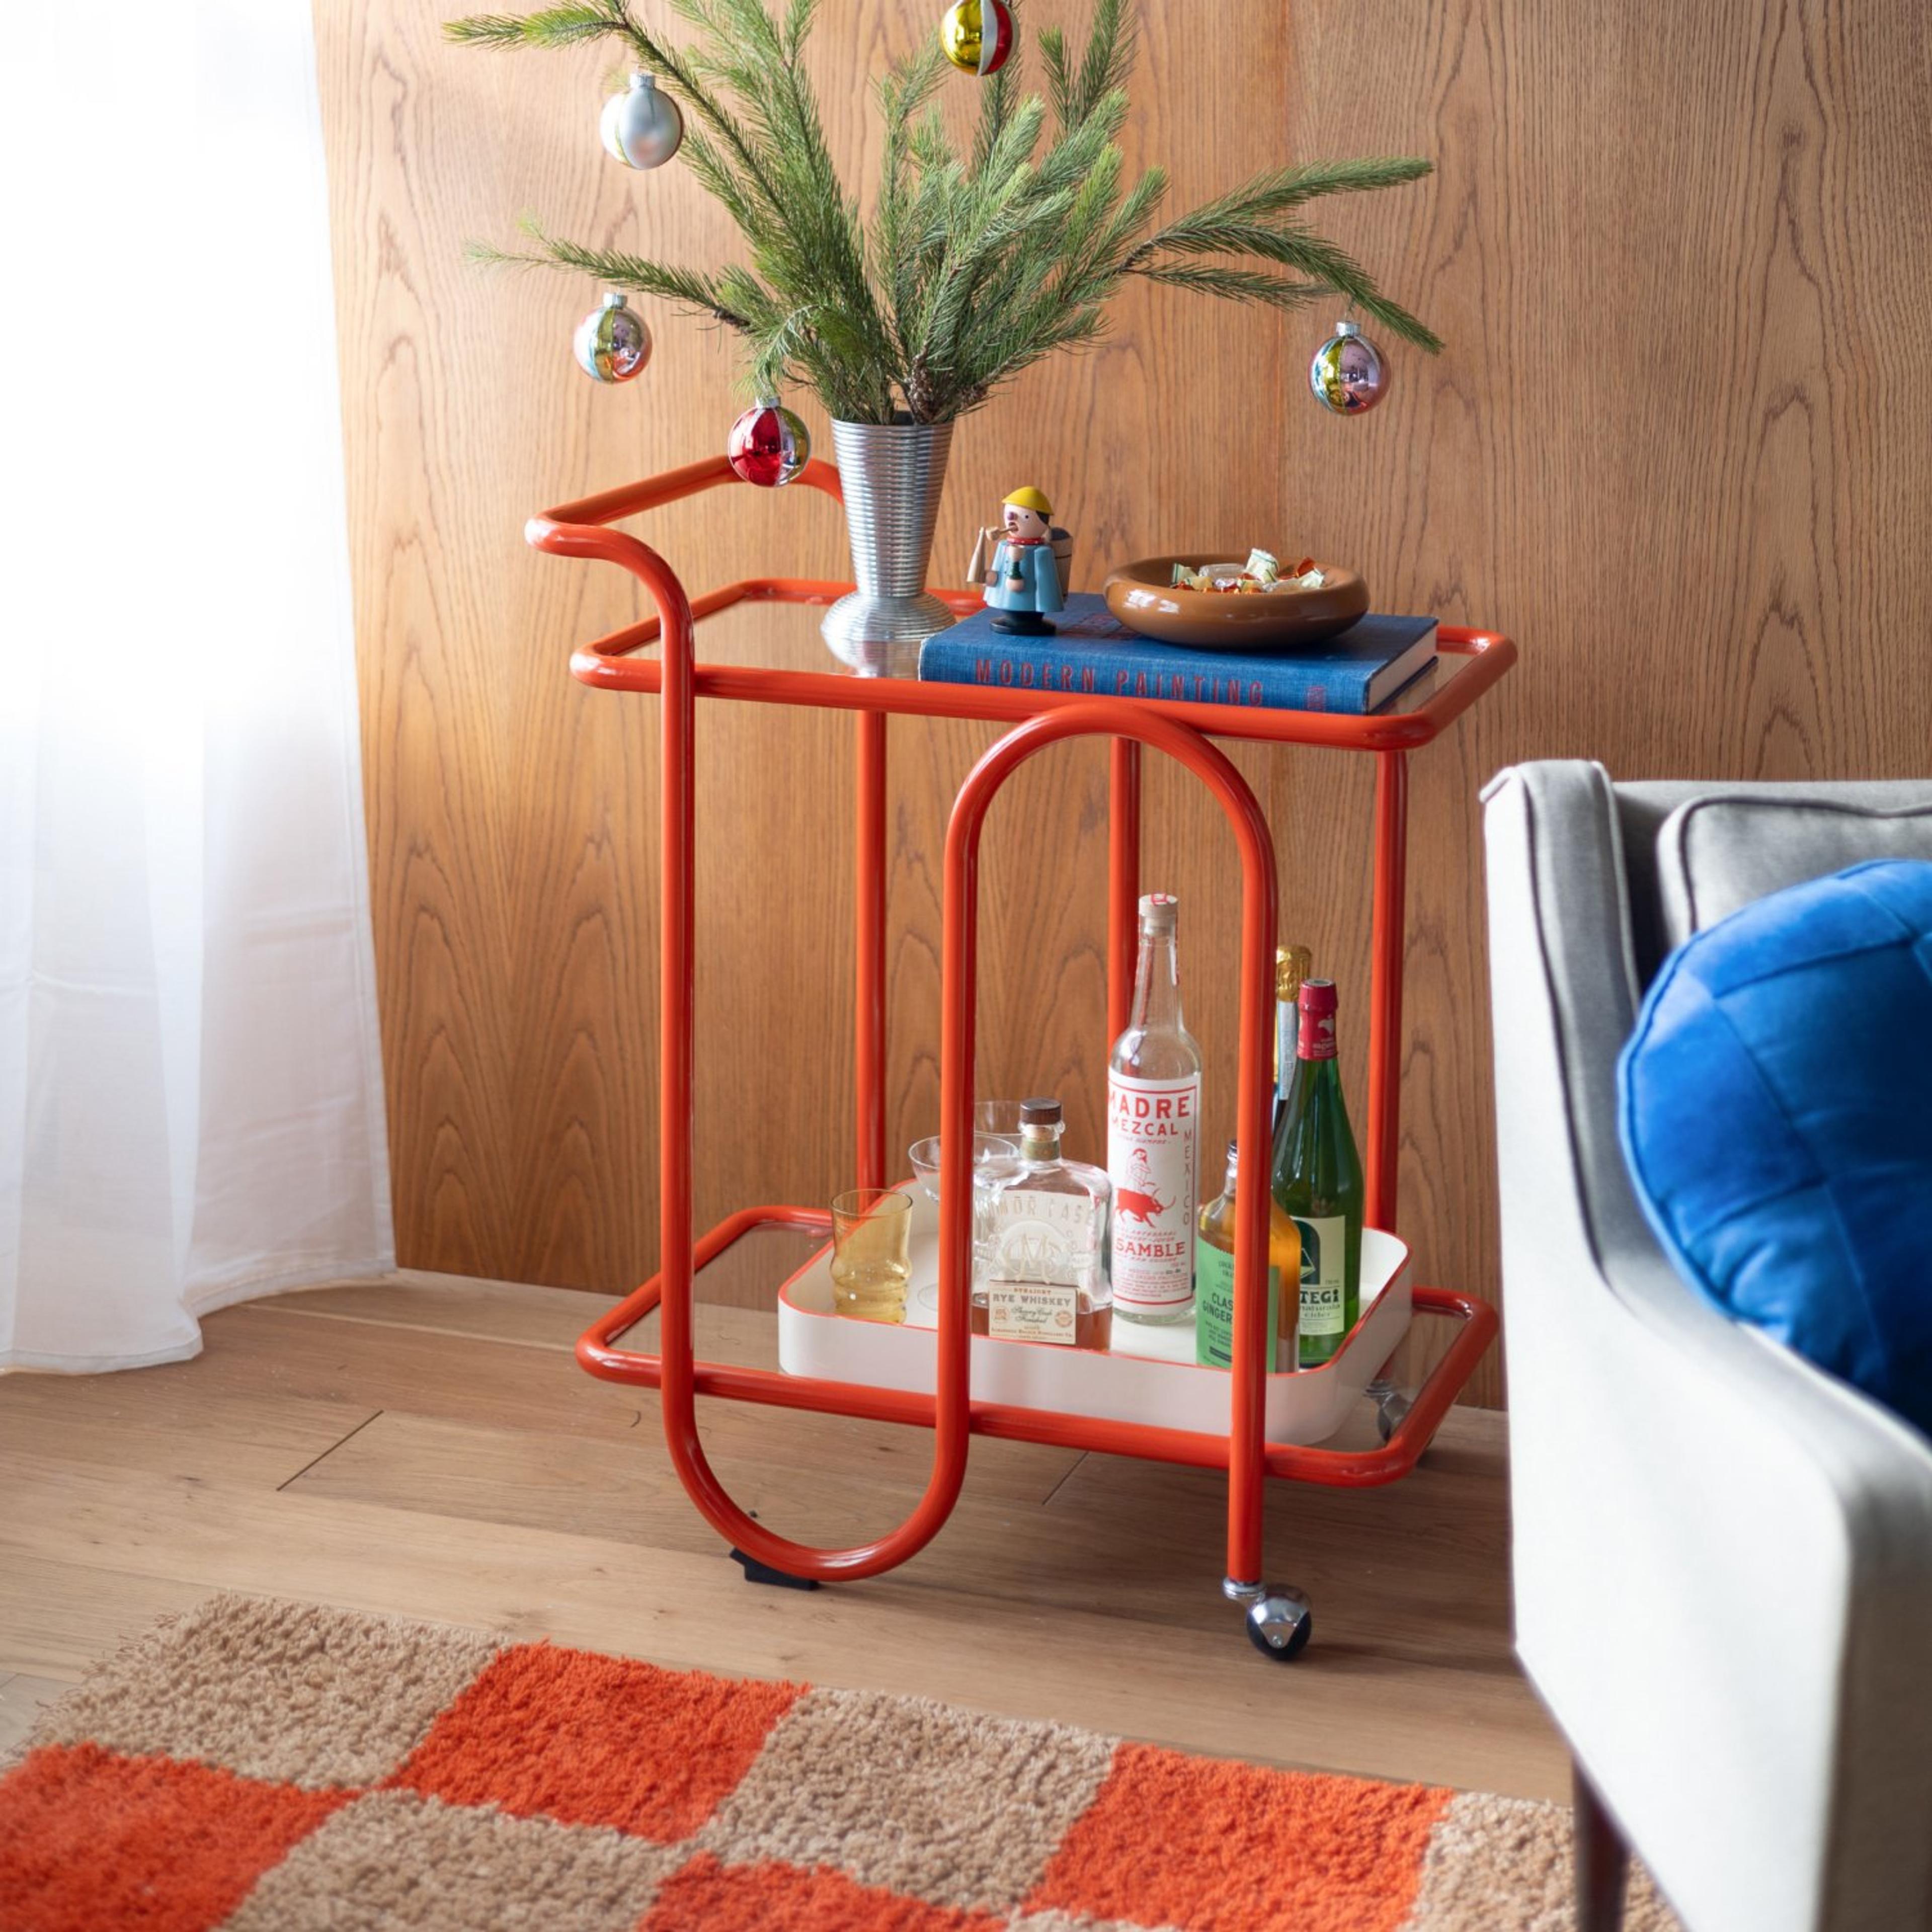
[0,1275,1566,1798]
[314,0,1932,1410]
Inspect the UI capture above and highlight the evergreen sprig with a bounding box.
[450,0,1441,422]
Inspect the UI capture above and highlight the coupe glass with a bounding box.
[908,1133,1019,1272]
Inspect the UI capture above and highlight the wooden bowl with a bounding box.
[1102,554,1370,652]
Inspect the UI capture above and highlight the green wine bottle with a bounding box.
[1269,979,1364,1367]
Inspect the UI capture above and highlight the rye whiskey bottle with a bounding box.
[1270,979,1363,1366]
[973,1098,1113,1349]
[1107,893,1202,1325]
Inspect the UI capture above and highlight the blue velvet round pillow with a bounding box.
[1618,858,1932,1436]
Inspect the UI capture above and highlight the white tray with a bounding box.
[776,1188,1410,1444]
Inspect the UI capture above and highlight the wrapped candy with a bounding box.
[1172,553,1326,594]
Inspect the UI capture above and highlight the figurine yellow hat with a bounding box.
[1003,485,1053,516]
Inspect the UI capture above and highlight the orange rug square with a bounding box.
[1024,1739,1451,1932]
[637,1851,998,1931]
[387,1641,802,1840]
[0,1743,345,1932]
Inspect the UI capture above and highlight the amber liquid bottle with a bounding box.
[1195,1139,1301,1370]
[1269,979,1364,1367]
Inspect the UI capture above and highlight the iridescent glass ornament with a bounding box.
[573,292,652,384]
[1308,319,1388,415]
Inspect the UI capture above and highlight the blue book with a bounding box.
[917,594,1437,716]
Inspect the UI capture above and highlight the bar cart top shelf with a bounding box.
[532,455,1516,753]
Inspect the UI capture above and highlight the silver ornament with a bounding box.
[600,71,684,171]
[1309,319,1388,415]
[573,291,652,384]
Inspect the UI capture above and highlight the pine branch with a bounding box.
[1218,156,1434,219]
[1128,158,1435,265]
[445,6,621,48]
[450,0,1444,418]
[779,0,822,61]
[1039,0,1134,132]
[467,233,753,329]
[1123,263,1327,306]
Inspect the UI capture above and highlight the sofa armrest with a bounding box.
[1483,762,1932,1932]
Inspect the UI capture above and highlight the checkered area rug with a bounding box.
[0,1594,1680,1931]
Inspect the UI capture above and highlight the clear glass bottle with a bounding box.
[1195,1139,1301,1370]
[1107,892,1202,1324]
[973,1098,1113,1349]
[1270,979,1364,1367]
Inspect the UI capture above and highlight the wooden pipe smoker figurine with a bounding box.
[967,486,1069,635]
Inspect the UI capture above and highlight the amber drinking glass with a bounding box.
[829,1188,913,1323]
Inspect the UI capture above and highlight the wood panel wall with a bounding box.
[314,0,1932,1409]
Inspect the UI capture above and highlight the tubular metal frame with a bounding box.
[536,454,1509,1595]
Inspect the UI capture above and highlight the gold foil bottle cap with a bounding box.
[1275,944,1312,1003]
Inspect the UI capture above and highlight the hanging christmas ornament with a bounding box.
[573,291,652,383]
[940,0,1015,76]
[727,397,811,487]
[600,71,684,170]
[1308,319,1388,415]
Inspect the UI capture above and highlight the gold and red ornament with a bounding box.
[573,291,652,383]
[600,71,684,170]
[727,396,811,487]
[940,0,1014,76]
[1308,318,1388,415]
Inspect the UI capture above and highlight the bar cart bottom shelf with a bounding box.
[777,1188,1411,1445]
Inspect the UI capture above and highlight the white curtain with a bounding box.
[0,0,393,1372]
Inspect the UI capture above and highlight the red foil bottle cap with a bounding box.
[1298,978,1338,1059]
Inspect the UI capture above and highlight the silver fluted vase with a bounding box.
[821,417,957,670]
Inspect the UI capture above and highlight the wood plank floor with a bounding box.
[0,1261,1565,1800]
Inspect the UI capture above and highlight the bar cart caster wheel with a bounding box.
[1370,1381,1412,1444]
[1245,1589,1313,1661]
[730,1547,820,1591]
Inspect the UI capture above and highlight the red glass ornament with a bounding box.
[726,397,811,488]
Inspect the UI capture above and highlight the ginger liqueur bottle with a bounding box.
[1270,979,1363,1366]
[1195,1139,1300,1371]
[1108,893,1202,1325]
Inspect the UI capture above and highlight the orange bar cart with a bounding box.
[540,454,1512,1659]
